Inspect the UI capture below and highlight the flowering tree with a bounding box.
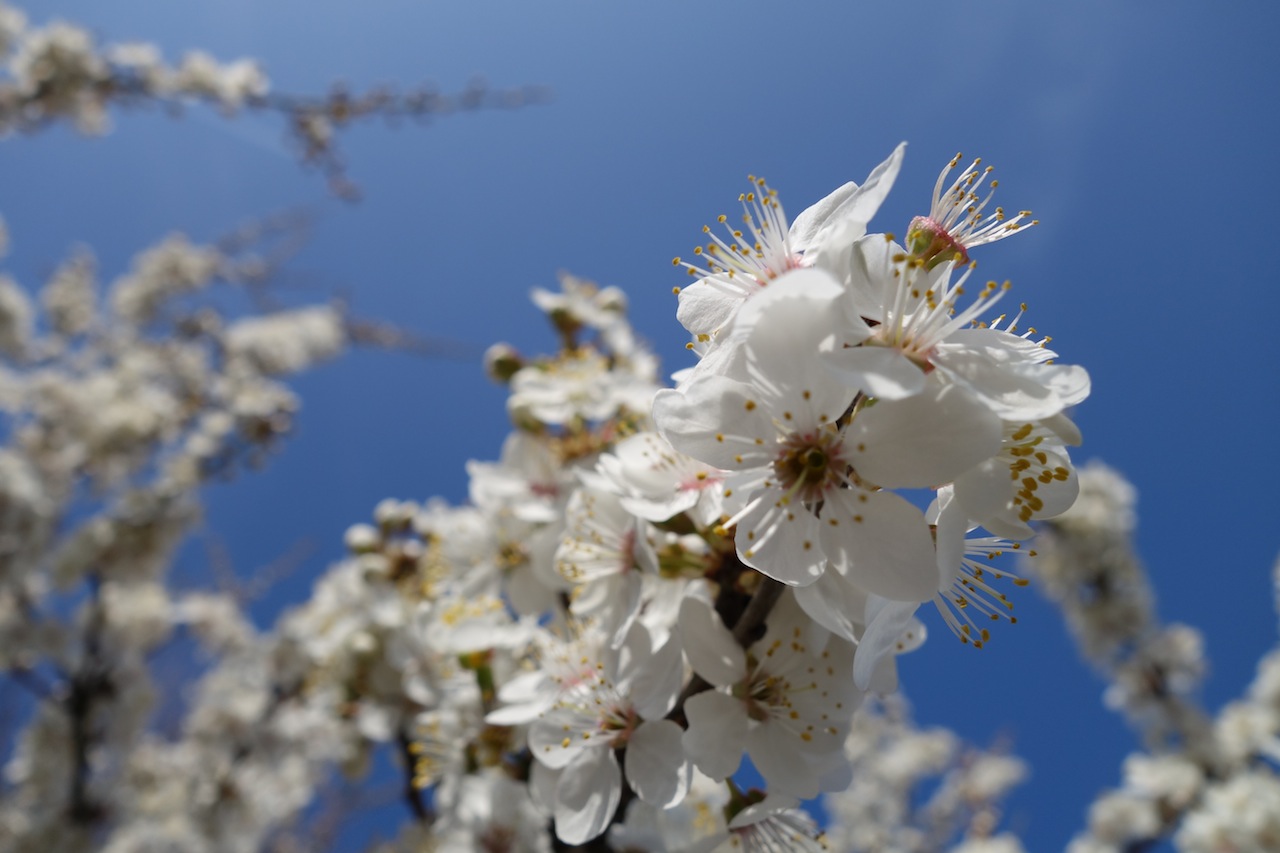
[3,4,1280,852]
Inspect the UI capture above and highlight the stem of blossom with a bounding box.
[731,577,785,647]
[396,727,433,826]
[667,576,787,724]
[67,573,110,824]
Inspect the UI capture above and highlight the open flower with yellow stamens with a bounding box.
[672,143,905,345]
[526,621,690,845]
[654,269,1001,600]
[823,233,1090,421]
[679,589,860,800]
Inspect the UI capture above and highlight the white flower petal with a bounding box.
[676,278,740,336]
[682,690,748,780]
[554,748,621,845]
[792,563,869,643]
[821,343,926,400]
[748,724,821,799]
[821,489,938,602]
[626,719,691,808]
[798,142,906,255]
[848,379,1002,488]
[652,380,774,472]
[853,596,923,690]
[679,593,745,687]
[736,495,826,586]
[529,708,595,770]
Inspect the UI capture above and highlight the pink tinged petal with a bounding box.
[848,380,1003,488]
[682,690,748,780]
[853,596,923,690]
[677,279,740,336]
[792,564,870,643]
[625,719,692,808]
[748,724,822,799]
[736,496,826,587]
[652,381,774,471]
[679,593,744,687]
[554,748,622,845]
[821,489,938,602]
[821,344,925,401]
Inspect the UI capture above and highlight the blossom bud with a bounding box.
[483,342,523,383]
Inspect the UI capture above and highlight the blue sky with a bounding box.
[4,1,1279,848]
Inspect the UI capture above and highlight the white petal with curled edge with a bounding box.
[932,341,1065,421]
[554,748,621,845]
[1042,412,1083,446]
[682,690,748,780]
[853,596,923,690]
[626,719,692,808]
[821,489,938,603]
[1039,362,1091,409]
[652,380,774,472]
[847,379,1002,489]
[678,593,744,687]
[933,486,968,591]
[789,181,859,251]
[801,142,906,255]
[676,278,740,337]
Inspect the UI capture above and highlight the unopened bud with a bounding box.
[484,342,523,383]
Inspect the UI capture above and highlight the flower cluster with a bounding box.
[659,144,1088,690]
[324,147,1088,845]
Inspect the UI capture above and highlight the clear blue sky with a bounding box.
[4,1,1279,848]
